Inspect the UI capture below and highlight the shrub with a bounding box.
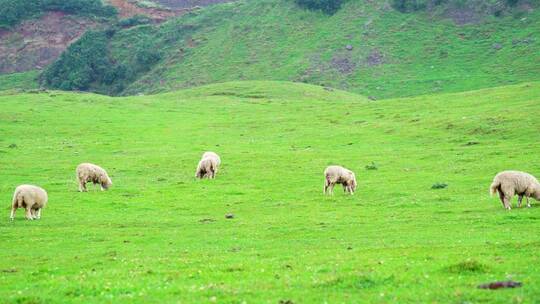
[42,28,163,94]
[0,0,116,29]
[118,15,152,28]
[0,0,41,29]
[42,30,112,91]
[295,0,345,15]
[135,46,162,68]
[391,0,429,13]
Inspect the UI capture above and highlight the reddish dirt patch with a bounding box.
[153,0,233,9]
[108,0,187,21]
[0,12,97,73]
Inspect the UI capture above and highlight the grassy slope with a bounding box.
[113,0,540,98]
[0,81,540,302]
[0,71,40,91]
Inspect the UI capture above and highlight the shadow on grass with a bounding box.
[315,273,395,290]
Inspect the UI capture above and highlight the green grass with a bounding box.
[0,71,40,91]
[1,80,540,303]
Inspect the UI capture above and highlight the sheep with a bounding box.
[489,170,540,210]
[202,152,221,167]
[76,163,112,192]
[324,165,357,195]
[195,152,221,179]
[10,185,48,220]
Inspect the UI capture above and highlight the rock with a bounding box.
[478,281,522,289]
[345,44,353,51]
[366,49,384,66]
[492,43,503,50]
[225,213,235,219]
[368,96,377,101]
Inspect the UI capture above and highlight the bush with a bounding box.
[42,30,112,91]
[0,0,40,29]
[118,15,152,28]
[0,0,116,29]
[391,0,429,12]
[295,0,345,14]
[42,28,163,94]
[135,46,161,68]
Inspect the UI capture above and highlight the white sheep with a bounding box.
[195,152,221,179]
[490,170,540,210]
[324,165,357,195]
[76,163,112,192]
[202,151,221,166]
[10,185,48,220]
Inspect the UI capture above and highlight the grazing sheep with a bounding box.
[489,170,540,210]
[76,163,112,192]
[202,152,221,166]
[324,165,357,195]
[195,152,221,179]
[10,185,48,220]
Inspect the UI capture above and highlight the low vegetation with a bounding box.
[0,0,117,29]
[294,0,346,14]
[391,0,527,13]
[1,81,539,302]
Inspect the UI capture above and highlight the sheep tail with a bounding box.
[489,180,500,197]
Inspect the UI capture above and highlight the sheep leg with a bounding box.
[503,196,512,210]
[329,183,335,195]
[25,207,34,220]
[10,206,16,220]
[526,196,531,208]
[497,190,506,208]
[30,209,37,219]
[517,195,523,208]
[79,181,88,192]
[36,208,42,220]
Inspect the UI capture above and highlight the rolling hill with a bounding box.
[34,0,540,98]
[1,81,539,302]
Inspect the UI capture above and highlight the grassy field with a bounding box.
[0,71,40,91]
[1,80,540,303]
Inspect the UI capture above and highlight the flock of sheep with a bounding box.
[8,151,540,220]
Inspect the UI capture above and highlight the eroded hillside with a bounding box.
[0,0,222,79]
[0,12,97,74]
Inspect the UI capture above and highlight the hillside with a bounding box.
[1,81,540,302]
[0,0,213,87]
[0,0,117,77]
[37,0,540,98]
